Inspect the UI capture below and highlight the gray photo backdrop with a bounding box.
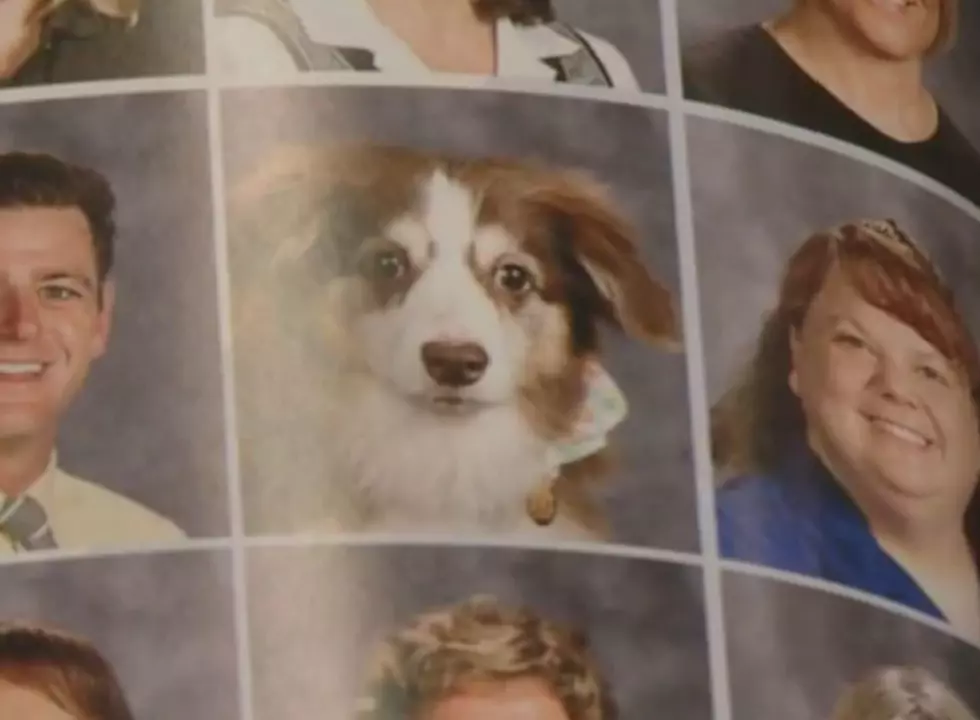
[677,0,980,147]
[551,0,665,93]
[247,545,710,720]
[687,117,980,405]
[221,86,697,551]
[0,551,239,720]
[724,571,980,720]
[0,92,229,537]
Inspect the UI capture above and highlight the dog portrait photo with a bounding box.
[223,86,697,549]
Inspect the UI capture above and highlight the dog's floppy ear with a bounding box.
[537,172,681,350]
[227,147,360,351]
[228,147,322,277]
[228,146,377,282]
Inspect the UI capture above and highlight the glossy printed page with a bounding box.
[0,2,976,720]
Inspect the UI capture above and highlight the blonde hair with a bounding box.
[831,667,978,720]
[356,595,616,720]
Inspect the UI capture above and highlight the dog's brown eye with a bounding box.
[364,249,407,280]
[495,263,534,294]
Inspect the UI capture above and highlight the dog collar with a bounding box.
[546,362,628,470]
[527,363,627,526]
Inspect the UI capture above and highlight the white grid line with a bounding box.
[722,560,980,651]
[213,69,672,107]
[202,2,255,718]
[240,532,705,566]
[0,537,234,566]
[681,98,980,222]
[0,75,208,106]
[660,2,734,720]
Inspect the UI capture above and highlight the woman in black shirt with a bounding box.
[683,0,980,208]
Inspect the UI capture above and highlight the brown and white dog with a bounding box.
[230,143,680,540]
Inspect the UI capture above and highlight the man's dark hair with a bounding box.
[0,621,136,720]
[0,152,116,282]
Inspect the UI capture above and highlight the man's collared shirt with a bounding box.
[0,454,186,555]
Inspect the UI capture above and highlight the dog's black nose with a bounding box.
[421,341,489,387]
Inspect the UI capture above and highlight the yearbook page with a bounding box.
[0,1,978,719]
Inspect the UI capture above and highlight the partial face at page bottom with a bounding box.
[422,678,571,720]
[0,682,75,720]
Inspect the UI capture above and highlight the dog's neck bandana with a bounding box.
[546,362,628,472]
[526,362,627,527]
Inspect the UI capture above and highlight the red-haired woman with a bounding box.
[712,219,980,640]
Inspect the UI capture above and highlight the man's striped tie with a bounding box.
[0,494,58,551]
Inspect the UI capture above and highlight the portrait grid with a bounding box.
[0,2,977,720]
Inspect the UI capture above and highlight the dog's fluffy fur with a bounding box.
[230,144,680,540]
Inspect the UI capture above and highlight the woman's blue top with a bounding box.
[715,447,944,620]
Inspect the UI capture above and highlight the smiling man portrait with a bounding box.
[0,151,184,554]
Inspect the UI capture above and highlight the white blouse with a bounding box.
[213,0,640,89]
